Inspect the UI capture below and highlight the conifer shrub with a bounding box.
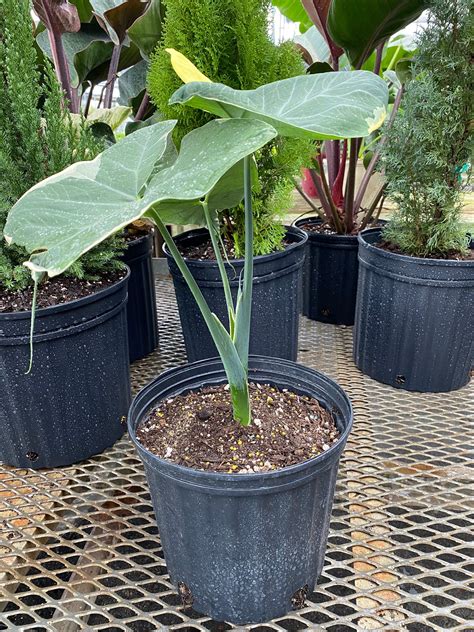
[382,0,472,258]
[0,0,124,294]
[148,0,311,256]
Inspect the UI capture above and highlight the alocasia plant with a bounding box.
[5,68,388,424]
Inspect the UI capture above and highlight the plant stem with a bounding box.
[47,29,78,113]
[344,138,359,232]
[201,197,235,337]
[103,43,122,109]
[317,154,344,233]
[84,83,94,118]
[135,92,150,121]
[150,211,251,426]
[353,85,404,214]
[373,42,385,76]
[308,169,333,225]
[359,186,386,230]
[292,177,325,219]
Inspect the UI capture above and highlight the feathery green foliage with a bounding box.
[382,0,472,257]
[0,0,124,294]
[148,0,311,256]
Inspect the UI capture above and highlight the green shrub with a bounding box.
[0,0,124,293]
[148,0,311,256]
[382,0,472,257]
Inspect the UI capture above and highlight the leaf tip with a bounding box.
[366,106,387,134]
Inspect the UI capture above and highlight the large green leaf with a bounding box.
[37,23,113,88]
[128,0,164,58]
[90,0,149,44]
[118,57,148,106]
[328,0,428,68]
[170,72,389,141]
[271,0,313,32]
[4,119,277,277]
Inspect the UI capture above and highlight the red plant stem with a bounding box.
[353,85,404,214]
[47,29,78,113]
[331,139,347,208]
[359,186,386,230]
[103,43,122,109]
[316,154,344,233]
[292,177,325,218]
[343,138,359,233]
[308,169,333,225]
[373,42,385,76]
[134,92,150,121]
[84,84,94,118]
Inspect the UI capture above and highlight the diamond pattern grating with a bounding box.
[1,276,473,631]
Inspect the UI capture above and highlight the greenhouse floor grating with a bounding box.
[0,275,473,632]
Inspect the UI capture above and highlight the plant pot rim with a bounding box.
[163,225,307,267]
[128,355,353,484]
[124,230,154,248]
[295,216,387,239]
[0,267,131,321]
[359,228,474,268]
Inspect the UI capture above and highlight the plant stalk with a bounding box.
[292,177,325,219]
[316,154,344,233]
[343,138,359,232]
[135,92,150,121]
[47,29,78,113]
[103,43,122,109]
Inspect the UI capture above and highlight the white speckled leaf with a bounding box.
[4,118,276,278]
[170,72,389,140]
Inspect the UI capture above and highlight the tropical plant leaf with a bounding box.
[4,119,277,277]
[33,0,81,34]
[118,58,148,105]
[90,0,149,44]
[170,72,389,141]
[87,105,132,129]
[70,0,93,21]
[295,25,330,64]
[301,0,343,59]
[327,0,428,68]
[37,23,113,88]
[128,0,164,58]
[270,0,313,32]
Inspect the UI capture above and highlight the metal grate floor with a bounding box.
[1,276,473,631]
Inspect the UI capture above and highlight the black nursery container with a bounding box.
[166,226,307,363]
[129,356,352,624]
[295,217,360,325]
[121,232,159,362]
[0,271,131,469]
[354,228,474,392]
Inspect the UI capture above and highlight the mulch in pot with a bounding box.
[376,240,474,261]
[137,382,340,474]
[0,270,125,313]
[177,236,291,261]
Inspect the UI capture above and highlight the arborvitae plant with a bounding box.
[148,0,310,256]
[0,0,124,294]
[382,0,472,258]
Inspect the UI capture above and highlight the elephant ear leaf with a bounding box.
[327,0,428,68]
[4,119,277,278]
[170,71,389,140]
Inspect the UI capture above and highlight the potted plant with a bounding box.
[6,67,387,621]
[0,0,130,469]
[274,0,427,325]
[354,0,473,392]
[146,0,312,362]
[35,0,164,361]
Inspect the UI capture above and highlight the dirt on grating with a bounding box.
[376,240,474,260]
[0,270,125,314]
[136,382,340,474]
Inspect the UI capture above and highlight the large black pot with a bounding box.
[129,356,352,624]
[121,232,159,362]
[166,226,307,363]
[295,217,387,325]
[0,271,131,469]
[354,229,474,392]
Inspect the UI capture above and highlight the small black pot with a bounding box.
[0,271,131,469]
[354,229,474,392]
[295,217,387,325]
[121,233,159,362]
[165,226,307,362]
[129,356,352,624]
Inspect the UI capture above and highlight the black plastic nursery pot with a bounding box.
[354,228,474,392]
[128,356,352,624]
[121,232,159,362]
[0,271,131,469]
[295,216,377,326]
[165,226,307,363]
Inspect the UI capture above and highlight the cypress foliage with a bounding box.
[148,0,311,256]
[382,0,472,257]
[0,0,124,294]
